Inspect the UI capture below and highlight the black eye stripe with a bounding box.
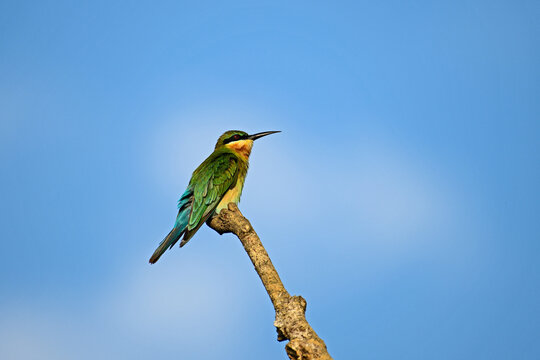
[224,134,247,144]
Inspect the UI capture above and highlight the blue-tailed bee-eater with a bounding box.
[149,130,280,263]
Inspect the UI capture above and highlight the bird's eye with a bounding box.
[224,134,242,144]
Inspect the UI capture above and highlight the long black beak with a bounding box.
[248,131,281,140]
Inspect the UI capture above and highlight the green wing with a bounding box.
[180,151,239,246]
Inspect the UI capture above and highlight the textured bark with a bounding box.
[208,203,332,360]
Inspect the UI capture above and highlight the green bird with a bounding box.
[149,130,280,264]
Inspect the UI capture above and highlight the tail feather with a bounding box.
[149,188,193,264]
[149,226,183,264]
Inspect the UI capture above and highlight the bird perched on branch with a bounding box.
[149,130,280,264]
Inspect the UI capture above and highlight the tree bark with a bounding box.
[207,203,333,360]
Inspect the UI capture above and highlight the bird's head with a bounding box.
[215,130,280,159]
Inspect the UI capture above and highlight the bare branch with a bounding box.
[208,203,333,360]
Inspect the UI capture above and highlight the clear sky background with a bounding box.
[1,1,539,359]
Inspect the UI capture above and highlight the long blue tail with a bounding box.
[149,188,193,264]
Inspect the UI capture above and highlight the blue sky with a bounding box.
[1,0,539,359]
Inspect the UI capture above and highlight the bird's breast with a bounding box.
[216,175,246,213]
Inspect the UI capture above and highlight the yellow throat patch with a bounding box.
[225,139,254,159]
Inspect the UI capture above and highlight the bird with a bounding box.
[149,130,280,264]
